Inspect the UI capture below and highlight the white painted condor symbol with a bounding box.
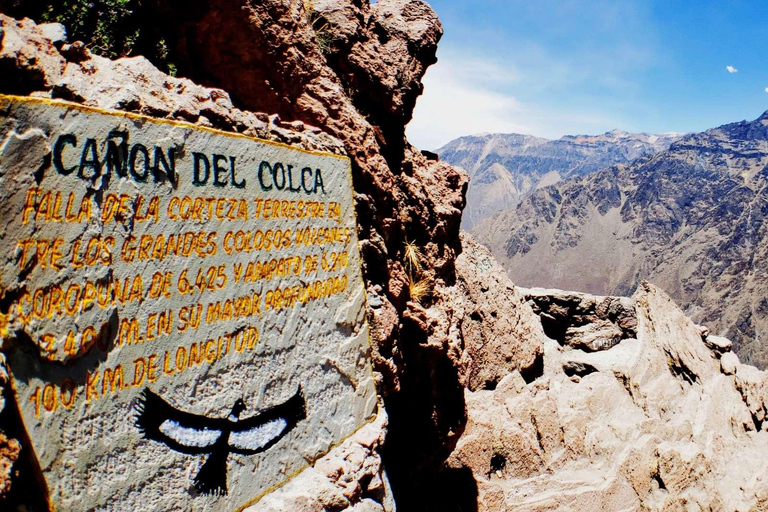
[135,387,306,496]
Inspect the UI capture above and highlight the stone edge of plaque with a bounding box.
[0,94,348,160]
[235,151,380,512]
[0,93,382,512]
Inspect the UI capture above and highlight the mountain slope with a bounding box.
[472,111,768,368]
[438,131,680,229]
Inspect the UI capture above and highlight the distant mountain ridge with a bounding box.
[437,130,682,229]
[471,110,768,368]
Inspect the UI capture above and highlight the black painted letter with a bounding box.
[78,138,101,180]
[152,147,176,185]
[258,161,273,191]
[129,144,150,182]
[314,169,326,194]
[213,154,229,187]
[301,167,313,193]
[272,163,286,190]
[193,153,210,186]
[230,157,245,188]
[105,131,128,178]
[53,134,77,176]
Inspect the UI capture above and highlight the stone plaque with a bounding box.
[0,95,377,511]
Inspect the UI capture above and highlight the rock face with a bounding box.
[132,1,471,505]
[472,111,768,368]
[0,12,384,512]
[0,6,468,510]
[0,94,377,511]
[245,414,394,512]
[447,282,768,511]
[438,131,680,229]
[450,236,544,392]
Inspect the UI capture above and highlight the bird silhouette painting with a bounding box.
[135,387,306,496]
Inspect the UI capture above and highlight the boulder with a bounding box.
[564,319,623,352]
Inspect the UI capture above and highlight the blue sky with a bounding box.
[406,0,768,149]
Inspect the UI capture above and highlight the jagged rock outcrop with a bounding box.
[438,131,680,229]
[472,111,768,368]
[0,356,20,499]
[0,16,345,152]
[450,236,543,392]
[447,281,768,510]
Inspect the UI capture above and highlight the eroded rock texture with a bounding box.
[448,282,768,510]
[246,414,394,512]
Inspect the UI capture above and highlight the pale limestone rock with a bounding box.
[634,281,717,384]
[705,334,733,354]
[721,351,739,375]
[734,364,768,425]
[37,23,67,44]
[450,234,545,391]
[445,282,768,510]
[245,414,392,512]
[564,319,622,352]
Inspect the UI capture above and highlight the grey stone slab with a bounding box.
[0,95,377,511]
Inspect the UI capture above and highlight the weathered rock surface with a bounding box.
[0,15,344,154]
[438,131,680,229]
[135,5,470,496]
[246,414,393,512]
[473,110,768,368]
[0,12,380,511]
[450,235,544,392]
[446,282,768,510]
[0,432,20,497]
[523,287,637,349]
[126,1,472,505]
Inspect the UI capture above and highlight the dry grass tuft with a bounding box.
[404,239,423,273]
[408,273,433,305]
[302,0,336,54]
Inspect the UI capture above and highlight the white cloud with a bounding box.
[406,51,625,150]
[406,56,529,150]
[765,87,768,93]
[726,65,738,74]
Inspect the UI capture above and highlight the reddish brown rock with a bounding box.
[133,1,472,505]
[0,15,65,93]
[0,432,20,496]
[450,235,544,391]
